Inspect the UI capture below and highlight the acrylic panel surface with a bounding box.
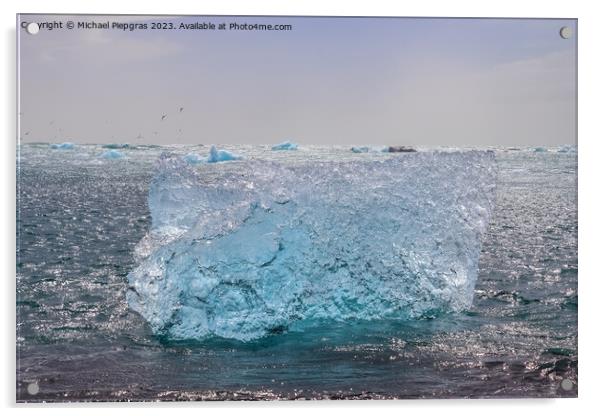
[16,15,577,401]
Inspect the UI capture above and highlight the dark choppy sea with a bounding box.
[16,144,577,401]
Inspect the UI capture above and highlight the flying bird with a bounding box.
[161,114,167,121]
[179,107,184,113]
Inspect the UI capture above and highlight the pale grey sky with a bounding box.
[18,15,576,146]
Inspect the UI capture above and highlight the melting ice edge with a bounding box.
[127,151,497,341]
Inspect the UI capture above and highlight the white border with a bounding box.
[2,1,600,415]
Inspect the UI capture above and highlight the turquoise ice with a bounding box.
[127,151,497,341]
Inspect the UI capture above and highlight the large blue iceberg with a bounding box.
[127,151,497,341]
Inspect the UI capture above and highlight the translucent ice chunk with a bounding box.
[127,151,497,341]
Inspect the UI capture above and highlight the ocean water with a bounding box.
[16,144,577,401]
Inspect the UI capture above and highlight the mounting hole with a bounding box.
[559,26,573,39]
[27,382,39,395]
[26,22,40,35]
[560,378,574,391]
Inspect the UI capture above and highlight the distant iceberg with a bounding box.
[351,146,388,153]
[533,147,548,153]
[100,149,124,159]
[50,142,75,150]
[557,145,576,153]
[207,145,242,163]
[127,151,497,342]
[272,141,298,151]
[183,153,203,164]
[351,146,370,153]
[102,143,131,149]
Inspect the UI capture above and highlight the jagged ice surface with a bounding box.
[127,151,497,341]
